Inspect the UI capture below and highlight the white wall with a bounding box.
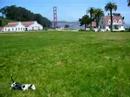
[3,22,25,32]
[105,25,125,31]
[119,26,125,31]
[105,26,110,31]
[26,21,43,31]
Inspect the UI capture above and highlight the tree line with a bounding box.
[0,5,51,28]
[79,1,129,32]
[79,8,104,31]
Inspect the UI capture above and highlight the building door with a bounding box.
[25,28,28,31]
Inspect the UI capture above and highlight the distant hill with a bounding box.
[57,21,84,29]
[56,21,130,29]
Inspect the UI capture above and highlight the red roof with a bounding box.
[103,16,123,25]
[4,21,35,27]
[5,22,19,27]
[22,21,34,27]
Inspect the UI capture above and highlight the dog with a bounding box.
[10,76,36,91]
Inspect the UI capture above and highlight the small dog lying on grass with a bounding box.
[10,76,36,91]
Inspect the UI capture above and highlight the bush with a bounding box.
[79,29,86,31]
[79,29,94,32]
[125,28,130,32]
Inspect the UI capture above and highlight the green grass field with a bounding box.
[0,31,130,97]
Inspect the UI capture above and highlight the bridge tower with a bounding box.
[53,6,58,28]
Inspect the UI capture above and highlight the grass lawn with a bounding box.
[0,31,130,97]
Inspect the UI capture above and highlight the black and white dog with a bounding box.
[10,76,36,91]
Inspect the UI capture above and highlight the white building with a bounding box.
[22,21,43,31]
[100,14,125,31]
[2,22,25,32]
[0,21,43,32]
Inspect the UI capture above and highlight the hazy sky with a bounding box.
[0,0,130,24]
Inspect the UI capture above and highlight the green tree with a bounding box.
[34,14,51,28]
[94,8,104,28]
[0,18,12,26]
[79,15,91,30]
[0,5,51,27]
[87,7,95,29]
[0,6,8,18]
[105,2,117,32]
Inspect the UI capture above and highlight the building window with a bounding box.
[113,19,117,23]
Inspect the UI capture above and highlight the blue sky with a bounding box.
[0,0,130,24]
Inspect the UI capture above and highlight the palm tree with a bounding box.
[94,8,104,28]
[79,15,91,30]
[128,0,130,6]
[105,2,117,32]
[87,7,95,29]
